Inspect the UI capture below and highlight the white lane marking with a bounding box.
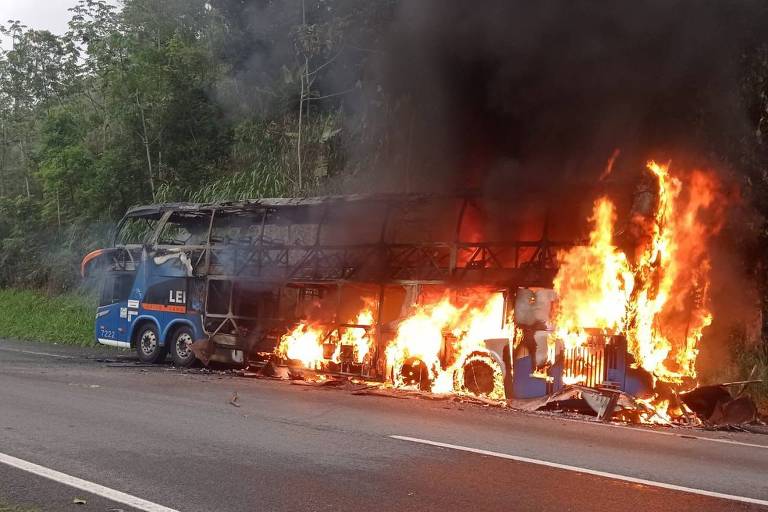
[543,414,768,450]
[0,347,74,359]
[390,435,768,507]
[0,452,179,512]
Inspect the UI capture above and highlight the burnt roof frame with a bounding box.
[115,193,582,288]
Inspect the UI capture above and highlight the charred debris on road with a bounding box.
[224,359,764,431]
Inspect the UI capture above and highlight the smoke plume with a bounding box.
[358,0,767,196]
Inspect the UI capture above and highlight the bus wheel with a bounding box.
[170,326,196,368]
[135,324,166,363]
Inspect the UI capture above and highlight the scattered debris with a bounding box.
[350,388,413,400]
[105,363,157,368]
[538,387,596,416]
[577,386,622,421]
[506,396,551,412]
[452,393,506,407]
[681,382,760,426]
[530,381,766,428]
[229,392,240,407]
[291,379,344,387]
[254,361,290,379]
[709,395,758,426]
[190,339,213,366]
[347,384,508,408]
[736,424,768,435]
[73,497,87,505]
[233,361,512,407]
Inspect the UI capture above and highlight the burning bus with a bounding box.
[81,161,725,416]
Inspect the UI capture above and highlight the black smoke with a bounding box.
[358,0,768,196]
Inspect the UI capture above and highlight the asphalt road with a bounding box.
[1,338,767,512]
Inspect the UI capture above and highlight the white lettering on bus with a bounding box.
[168,290,185,304]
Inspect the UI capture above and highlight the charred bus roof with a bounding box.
[119,187,629,242]
[122,193,436,220]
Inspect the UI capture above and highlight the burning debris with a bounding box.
[276,307,375,370]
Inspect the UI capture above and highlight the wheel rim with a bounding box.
[140,329,158,356]
[176,332,193,359]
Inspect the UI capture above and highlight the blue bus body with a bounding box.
[95,252,205,351]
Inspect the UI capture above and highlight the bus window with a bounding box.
[207,280,231,315]
[210,211,263,245]
[157,212,211,246]
[232,282,278,319]
[116,217,158,245]
[99,273,134,307]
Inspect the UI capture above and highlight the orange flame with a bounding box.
[276,322,326,368]
[552,161,724,392]
[385,291,510,399]
[276,305,375,368]
[627,162,723,382]
[340,308,376,363]
[553,198,635,350]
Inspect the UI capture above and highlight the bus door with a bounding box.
[96,271,135,347]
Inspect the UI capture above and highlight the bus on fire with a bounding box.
[81,194,650,400]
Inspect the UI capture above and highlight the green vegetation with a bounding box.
[0,501,39,512]
[0,289,93,345]
[733,337,768,413]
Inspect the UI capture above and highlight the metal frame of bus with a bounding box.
[109,193,580,377]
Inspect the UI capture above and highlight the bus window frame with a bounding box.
[113,215,162,247]
[152,209,215,250]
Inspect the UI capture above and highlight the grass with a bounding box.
[0,500,39,512]
[0,288,94,346]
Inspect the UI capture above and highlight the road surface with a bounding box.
[1,338,767,512]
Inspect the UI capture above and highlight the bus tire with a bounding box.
[170,326,196,368]
[135,323,166,363]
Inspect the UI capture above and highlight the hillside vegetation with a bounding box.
[0,289,92,344]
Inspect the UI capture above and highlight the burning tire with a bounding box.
[135,323,167,364]
[169,326,196,368]
[454,351,505,400]
[398,357,432,391]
